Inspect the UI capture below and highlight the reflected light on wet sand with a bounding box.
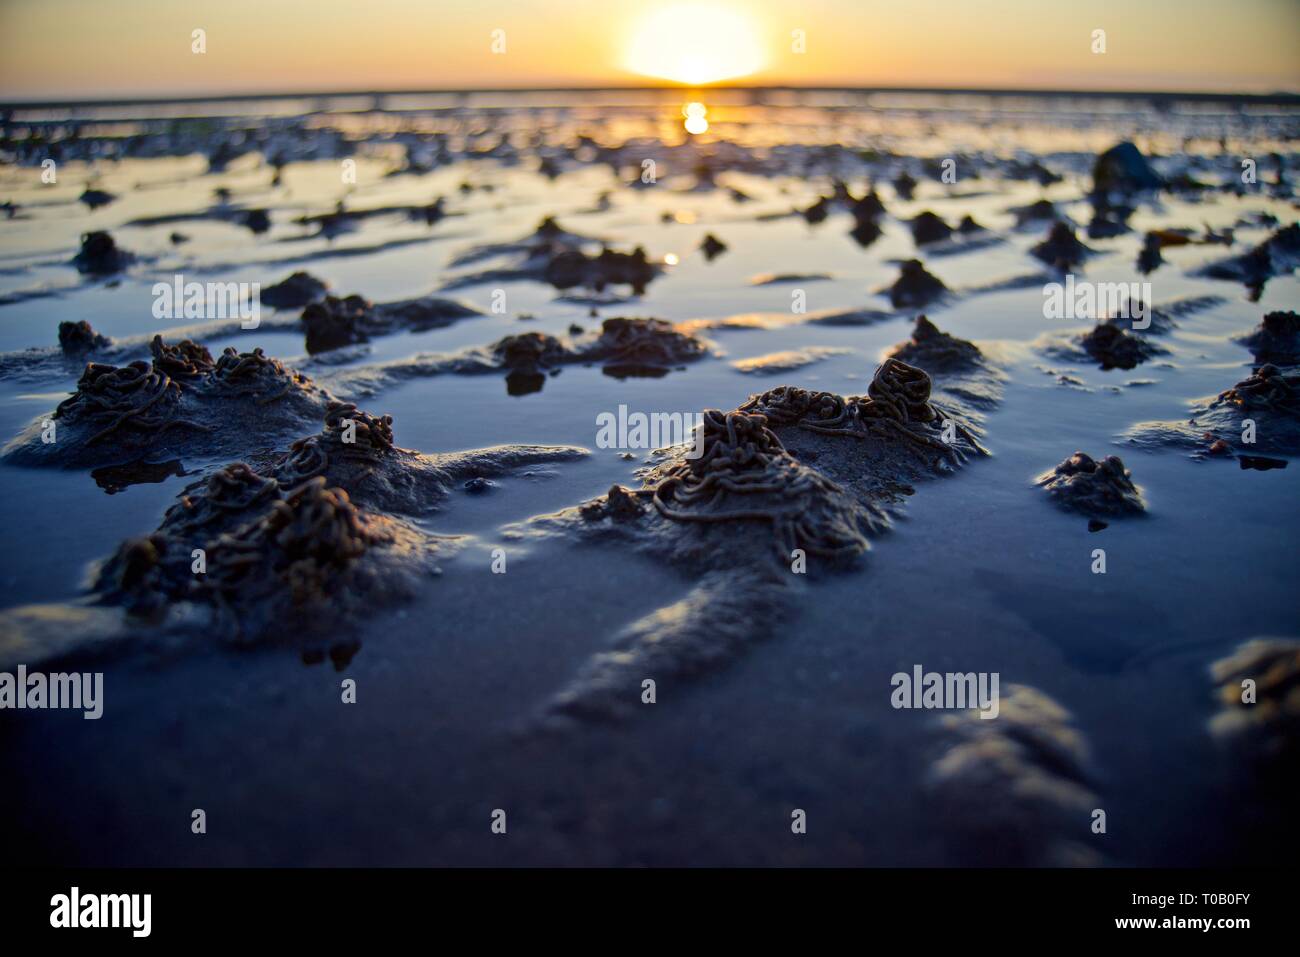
[683,100,709,135]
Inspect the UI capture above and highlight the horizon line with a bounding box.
[5,82,1300,111]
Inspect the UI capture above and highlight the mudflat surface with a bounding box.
[0,89,1296,865]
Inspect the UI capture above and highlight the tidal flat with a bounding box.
[0,89,1296,866]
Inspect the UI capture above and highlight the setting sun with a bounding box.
[623,3,766,85]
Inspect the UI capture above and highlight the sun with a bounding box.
[623,4,767,85]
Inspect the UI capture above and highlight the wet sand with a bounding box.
[0,88,1297,865]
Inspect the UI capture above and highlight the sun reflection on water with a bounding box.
[683,101,709,135]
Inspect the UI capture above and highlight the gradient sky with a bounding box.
[1,0,1297,100]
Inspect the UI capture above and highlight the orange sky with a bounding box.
[1,0,1297,100]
